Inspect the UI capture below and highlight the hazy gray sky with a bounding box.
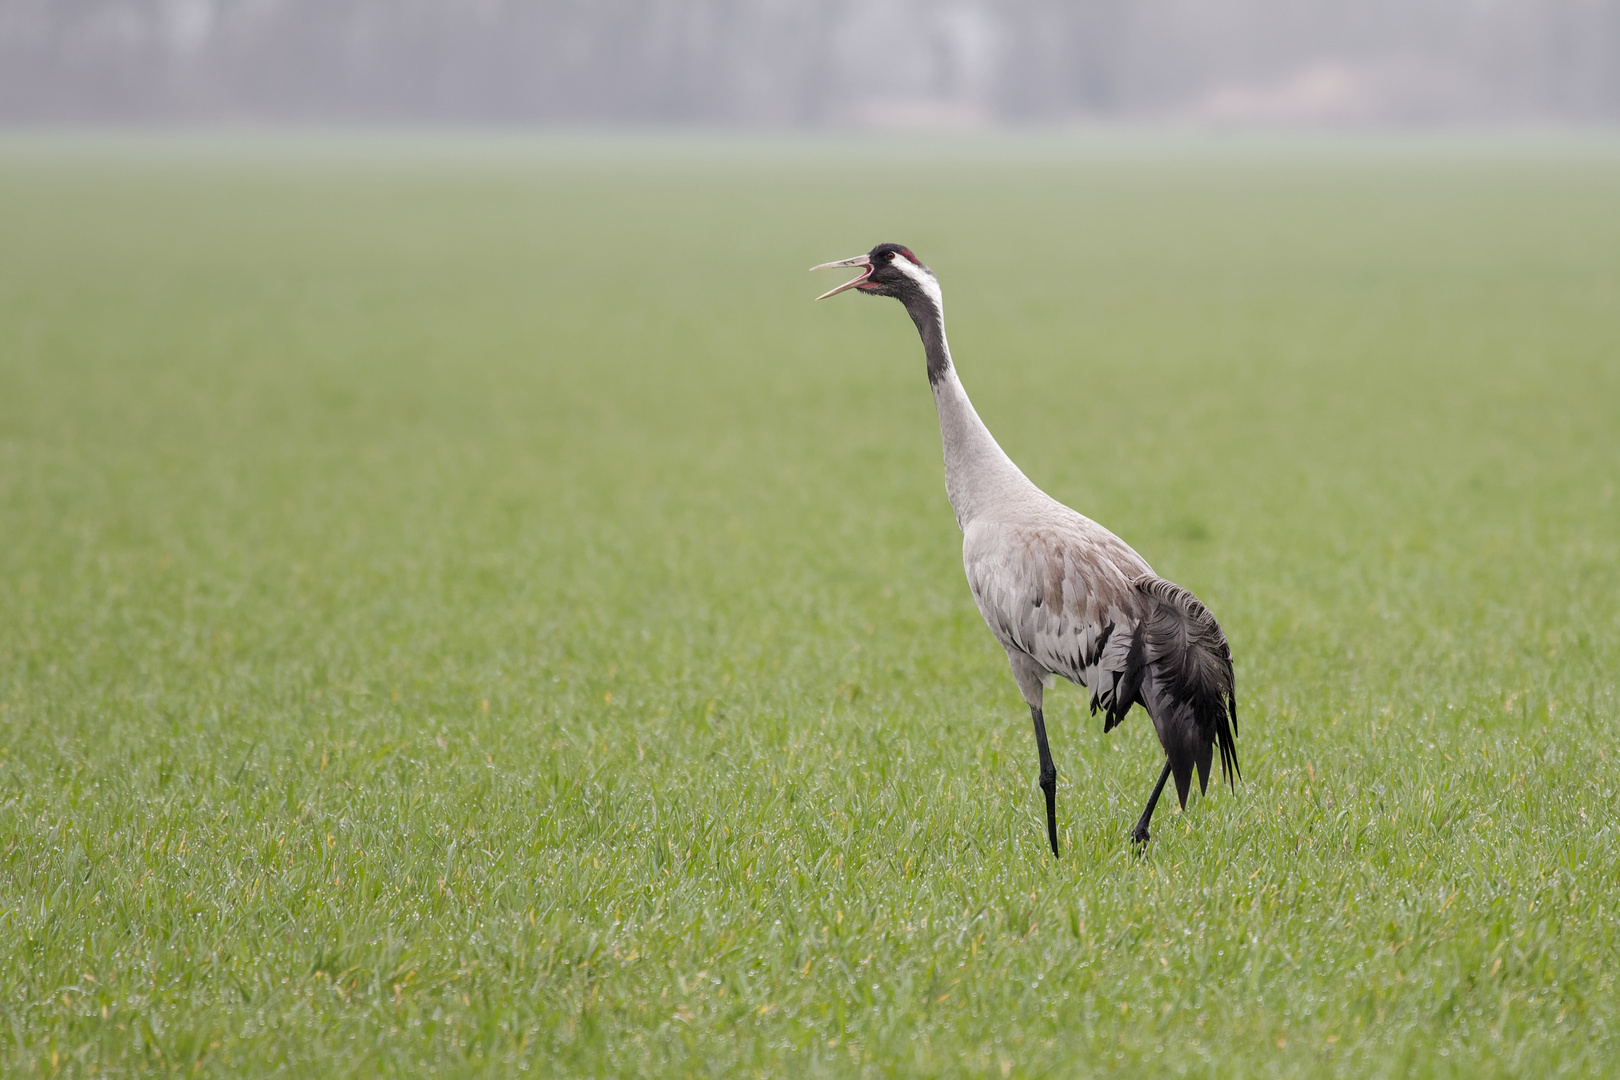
[3,0,1617,126]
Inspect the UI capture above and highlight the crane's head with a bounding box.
[811,243,939,306]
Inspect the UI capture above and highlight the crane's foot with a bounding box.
[1041,771,1059,858]
[1029,704,1061,859]
[1130,758,1173,850]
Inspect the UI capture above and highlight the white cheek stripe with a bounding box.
[888,253,944,314]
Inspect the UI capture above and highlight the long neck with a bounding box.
[903,293,1036,529]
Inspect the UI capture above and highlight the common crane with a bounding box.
[813,243,1240,854]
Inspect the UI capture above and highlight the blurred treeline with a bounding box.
[2,0,1618,125]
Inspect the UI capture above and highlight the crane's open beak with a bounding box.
[810,254,873,300]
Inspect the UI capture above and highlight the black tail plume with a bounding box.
[1125,575,1240,808]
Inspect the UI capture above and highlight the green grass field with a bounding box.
[2,135,1618,1076]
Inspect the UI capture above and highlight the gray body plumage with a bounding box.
[814,242,1238,851]
[935,330,1237,813]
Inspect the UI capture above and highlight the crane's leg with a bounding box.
[1131,758,1174,846]
[1029,705,1059,857]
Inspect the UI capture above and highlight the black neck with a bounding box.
[902,293,950,384]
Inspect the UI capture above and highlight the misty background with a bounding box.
[2,0,1618,127]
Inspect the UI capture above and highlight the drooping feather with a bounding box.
[1127,575,1240,807]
